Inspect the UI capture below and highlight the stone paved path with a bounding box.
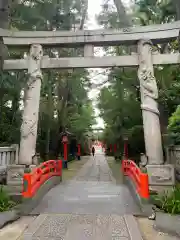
[23,151,143,239]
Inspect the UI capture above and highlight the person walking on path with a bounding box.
[92,146,95,157]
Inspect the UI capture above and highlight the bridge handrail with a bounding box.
[22,160,62,198]
[122,160,149,199]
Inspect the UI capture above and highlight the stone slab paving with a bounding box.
[23,152,143,239]
[0,216,35,240]
[23,214,142,240]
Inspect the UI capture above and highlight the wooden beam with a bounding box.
[3,53,180,70]
[1,21,180,47]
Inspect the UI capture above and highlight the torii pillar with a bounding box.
[7,44,43,189]
[138,39,175,189]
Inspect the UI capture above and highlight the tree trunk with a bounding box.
[173,0,180,20]
[0,0,10,29]
[79,0,88,30]
[45,126,50,160]
[113,0,136,53]
[45,73,53,161]
[0,0,10,69]
[113,0,132,27]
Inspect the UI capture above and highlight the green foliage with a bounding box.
[0,71,26,145]
[96,0,180,161]
[0,187,16,212]
[134,0,176,24]
[153,186,180,214]
[0,0,94,161]
[168,105,180,145]
[98,67,144,159]
[68,103,95,136]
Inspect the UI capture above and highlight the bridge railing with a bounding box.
[22,160,62,198]
[122,160,149,199]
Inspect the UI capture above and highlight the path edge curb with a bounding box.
[124,215,143,240]
[0,210,20,229]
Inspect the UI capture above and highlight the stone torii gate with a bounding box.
[2,20,179,190]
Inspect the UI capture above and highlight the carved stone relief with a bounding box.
[138,39,159,115]
[138,68,158,100]
[7,165,26,185]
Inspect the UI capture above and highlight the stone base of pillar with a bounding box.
[146,164,175,192]
[6,164,37,196]
[7,165,25,186]
[0,166,7,184]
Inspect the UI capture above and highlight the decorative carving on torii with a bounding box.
[138,39,159,115]
[139,69,158,100]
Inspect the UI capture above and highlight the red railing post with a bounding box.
[139,173,149,199]
[22,173,32,198]
[63,142,68,168]
[121,160,149,199]
[57,160,62,175]
[22,160,63,198]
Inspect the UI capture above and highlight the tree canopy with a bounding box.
[97,0,180,159]
[0,0,95,160]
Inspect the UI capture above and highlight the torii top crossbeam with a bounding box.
[1,21,180,70]
[1,21,180,47]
